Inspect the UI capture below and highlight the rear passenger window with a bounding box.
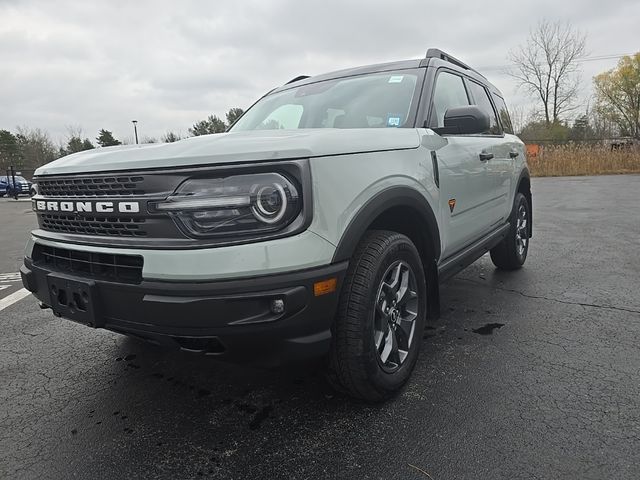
[491,94,514,134]
[430,71,469,128]
[467,81,501,135]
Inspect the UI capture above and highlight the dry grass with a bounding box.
[527,144,640,177]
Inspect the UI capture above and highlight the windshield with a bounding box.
[231,69,421,131]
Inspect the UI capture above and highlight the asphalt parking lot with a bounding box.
[1,175,639,479]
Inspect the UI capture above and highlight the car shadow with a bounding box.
[53,272,495,478]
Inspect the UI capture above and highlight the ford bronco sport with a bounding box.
[21,49,531,401]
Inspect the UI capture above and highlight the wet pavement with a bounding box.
[1,175,639,479]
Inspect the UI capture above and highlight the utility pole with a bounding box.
[132,120,139,145]
[8,166,18,200]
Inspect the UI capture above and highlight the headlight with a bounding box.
[152,173,301,238]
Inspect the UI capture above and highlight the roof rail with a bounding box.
[425,48,485,77]
[285,75,310,85]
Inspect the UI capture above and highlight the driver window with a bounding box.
[429,72,469,128]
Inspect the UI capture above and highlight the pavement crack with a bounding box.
[458,278,640,314]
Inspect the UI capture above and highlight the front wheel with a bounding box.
[490,192,530,270]
[327,230,427,402]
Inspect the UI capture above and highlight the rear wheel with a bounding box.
[490,192,530,270]
[327,230,426,402]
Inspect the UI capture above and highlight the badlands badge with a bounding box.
[448,198,456,213]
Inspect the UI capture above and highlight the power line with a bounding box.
[478,52,635,72]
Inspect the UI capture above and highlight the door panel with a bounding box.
[464,80,511,224]
[485,138,516,222]
[436,136,502,258]
[425,69,506,259]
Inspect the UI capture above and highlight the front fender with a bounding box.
[307,148,441,262]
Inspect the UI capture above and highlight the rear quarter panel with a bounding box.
[505,133,528,209]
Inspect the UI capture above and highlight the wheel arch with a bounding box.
[332,187,441,319]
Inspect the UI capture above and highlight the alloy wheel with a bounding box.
[515,204,528,257]
[373,260,420,373]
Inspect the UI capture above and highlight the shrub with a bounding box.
[527,144,640,177]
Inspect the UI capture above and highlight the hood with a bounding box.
[34,128,421,176]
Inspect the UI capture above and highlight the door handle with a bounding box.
[479,151,494,161]
[509,149,520,158]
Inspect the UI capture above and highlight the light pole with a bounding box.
[132,120,139,145]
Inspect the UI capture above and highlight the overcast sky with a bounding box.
[1,0,638,144]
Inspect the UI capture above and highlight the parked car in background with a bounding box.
[0,175,32,197]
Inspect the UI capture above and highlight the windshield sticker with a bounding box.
[387,116,401,127]
[388,75,404,83]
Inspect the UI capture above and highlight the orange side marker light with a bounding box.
[314,278,337,297]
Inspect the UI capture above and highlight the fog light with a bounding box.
[270,298,285,314]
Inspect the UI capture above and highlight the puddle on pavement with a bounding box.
[472,323,505,335]
[249,405,273,430]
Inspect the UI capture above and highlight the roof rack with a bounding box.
[285,75,310,85]
[425,48,485,77]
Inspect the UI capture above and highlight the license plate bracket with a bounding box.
[46,273,101,327]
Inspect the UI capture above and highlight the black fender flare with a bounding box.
[331,186,441,263]
[517,167,531,191]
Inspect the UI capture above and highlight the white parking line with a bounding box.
[0,288,31,312]
[0,272,22,282]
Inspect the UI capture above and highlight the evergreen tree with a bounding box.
[96,129,122,147]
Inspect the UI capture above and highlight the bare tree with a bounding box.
[507,19,586,126]
[15,126,58,167]
[508,104,529,135]
[65,125,85,139]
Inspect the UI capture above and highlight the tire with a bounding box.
[490,192,530,270]
[327,230,427,402]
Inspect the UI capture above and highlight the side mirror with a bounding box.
[441,105,489,135]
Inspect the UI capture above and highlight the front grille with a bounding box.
[40,213,148,237]
[39,176,145,197]
[33,244,143,284]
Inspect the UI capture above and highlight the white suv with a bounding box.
[22,49,531,401]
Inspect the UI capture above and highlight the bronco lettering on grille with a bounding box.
[33,200,140,214]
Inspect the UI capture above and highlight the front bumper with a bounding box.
[21,258,347,366]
